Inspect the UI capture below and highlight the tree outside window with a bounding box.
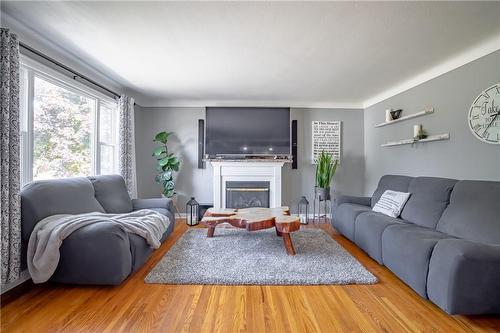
[33,76,94,180]
[19,61,119,184]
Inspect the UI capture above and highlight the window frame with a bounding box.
[97,101,120,176]
[20,55,119,185]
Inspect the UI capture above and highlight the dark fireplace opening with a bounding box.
[226,181,270,209]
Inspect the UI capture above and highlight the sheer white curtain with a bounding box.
[118,95,137,198]
[0,28,21,284]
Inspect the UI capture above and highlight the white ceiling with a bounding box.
[2,1,500,108]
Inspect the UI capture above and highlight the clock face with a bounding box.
[468,83,500,144]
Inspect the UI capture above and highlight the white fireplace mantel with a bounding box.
[210,160,288,209]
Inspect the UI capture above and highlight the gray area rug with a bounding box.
[145,228,377,285]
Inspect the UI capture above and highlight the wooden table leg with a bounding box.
[282,233,296,255]
[207,226,215,237]
[276,229,282,237]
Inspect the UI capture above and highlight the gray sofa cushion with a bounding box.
[129,218,175,273]
[21,177,105,244]
[335,195,371,208]
[332,203,371,241]
[436,180,500,245]
[371,175,413,208]
[51,221,132,285]
[88,175,133,213]
[129,233,155,273]
[427,239,500,315]
[401,177,458,228]
[382,224,452,298]
[354,211,404,264]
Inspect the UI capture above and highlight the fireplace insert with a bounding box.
[225,181,270,208]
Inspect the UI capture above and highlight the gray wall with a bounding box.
[135,106,214,211]
[284,108,365,212]
[136,52,500,208]
[364,50,500,195]
[135,107,365,212]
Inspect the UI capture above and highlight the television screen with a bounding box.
[205,107,290,156]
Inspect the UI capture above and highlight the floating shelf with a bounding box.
[381,133,450,147]
[375,108,434,127]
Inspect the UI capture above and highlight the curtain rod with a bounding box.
[19,42,121,99]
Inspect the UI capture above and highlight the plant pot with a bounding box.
[315,186,331,201]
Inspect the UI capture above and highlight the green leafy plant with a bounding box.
[315,151,338,188]
[153,131,180,198]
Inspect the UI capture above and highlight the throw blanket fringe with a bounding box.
[27,209,170,284]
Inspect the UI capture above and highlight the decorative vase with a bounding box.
[390,109,402,120]
[315,186,331,201]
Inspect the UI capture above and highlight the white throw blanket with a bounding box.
[27,209,170,284]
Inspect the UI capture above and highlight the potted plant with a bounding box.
[152,131,180,198]
[315,151,338,200]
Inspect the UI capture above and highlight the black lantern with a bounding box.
[186,197,199,226]
[298,196,309,225]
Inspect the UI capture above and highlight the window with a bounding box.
[99,103,119,175]
[20,57,119,185]
[19,67,29,185]
[33,76,95,179]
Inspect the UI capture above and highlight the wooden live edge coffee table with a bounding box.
[201,207,301,255]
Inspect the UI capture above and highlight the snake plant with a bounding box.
[315,151,338,188]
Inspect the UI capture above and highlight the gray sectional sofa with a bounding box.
[20,175,175,285]
[333,175,500,315]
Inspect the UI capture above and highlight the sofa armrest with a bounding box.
[427,238,500,315]
[132,198,174,214]
[335,195,371,208]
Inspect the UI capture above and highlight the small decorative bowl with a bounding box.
[390,109,402,120]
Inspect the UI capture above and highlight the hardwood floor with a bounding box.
[1,220,499,332]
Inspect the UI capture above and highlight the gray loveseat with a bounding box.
[21,175,175,285]
[333,175,500,315]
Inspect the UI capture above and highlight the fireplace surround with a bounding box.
[210,160,288,209]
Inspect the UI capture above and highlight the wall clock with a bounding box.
[468,83,500,144]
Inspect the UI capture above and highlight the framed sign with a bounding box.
[312,121,341,163]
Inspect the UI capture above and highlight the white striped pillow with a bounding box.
[372,190,411,218]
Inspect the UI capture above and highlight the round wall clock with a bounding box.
[468,83,500,144]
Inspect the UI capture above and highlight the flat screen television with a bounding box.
[205,107,290,157]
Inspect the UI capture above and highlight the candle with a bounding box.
[414,124,422,138]
[385,109,392,122]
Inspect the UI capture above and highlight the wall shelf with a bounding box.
[381,133,450,147]
[375,108,434,127]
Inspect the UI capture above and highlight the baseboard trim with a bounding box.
[1,270,31,294]
[1,270,33,306]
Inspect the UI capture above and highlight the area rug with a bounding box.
[145,228,377,285]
